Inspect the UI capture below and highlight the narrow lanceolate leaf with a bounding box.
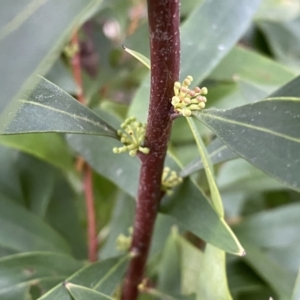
[123,46,150,69]
[178,234,233,300]
[186,117,224,216]
[65,283,114,300]
[0,252,82,299]
[161,179,244,256]
[180,138,237,178]
[180,0,262,82]
[0,194,71,254]
[0,77,118,139]
[291,268,300,300]
[0,0,99,114]
[194,98,300,191]
[0,134,75,174]
[39,255,129,300]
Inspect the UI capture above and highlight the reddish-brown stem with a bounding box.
[70,32,98,262]
[121,1,180,299]
[83,164,98,262]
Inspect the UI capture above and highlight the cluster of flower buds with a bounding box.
[116,227,133,252]
[161,167,183,195]
[113,117,150,157]
[172,75,208,117]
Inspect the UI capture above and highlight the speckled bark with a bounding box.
[121,0,180,299]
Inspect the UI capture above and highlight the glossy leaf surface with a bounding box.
[180,0,262,82]
[209,46,295,92]
[178,234,233,300]
[291,269,300,300]
[0,134,75,174]
[39,255,129,300]
[194,98,300,191]
[234,203,300,299]
[180,138,237,178]
[0,0,98,114]
[0,194,71,254]
[65,283,113,300]
[186,117,224,216]
[0,77,118,139]
[161,179,244,255]
[0,252,82,299]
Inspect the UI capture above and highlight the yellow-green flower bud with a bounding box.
[201,87,208,95]
[198,102,206,109]
[182,108,192,117]
[183,97,191,104]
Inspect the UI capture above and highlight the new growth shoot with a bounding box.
[172,75,208,117]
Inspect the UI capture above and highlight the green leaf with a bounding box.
[234,203,300,249]
[291,268,300,300]
[0,0,99,113]
[16,152,56,218]
[271,74,300,98]
[234,204,300,299]
[209,46,295,92]
[177,234,233,300]
[67,134,140,199]
[128,0,262,122]
[0,77,118,139]
[239,242,293,300]
[65,283,114,300]
[194,98,300,191]
[156,229,181,295]
[0,194,71,254]
[180,138,237,178]
[39,255,129,300]
[46,177,87,260]
[186,117,224,216]
[0,134,75,175]
[258,16,300,72]
[123,46,150,69]
[161,179,244,255]
[100,192,135,259]
[254,0,300,22]
[0,252,82,299]
[180,0,262,82]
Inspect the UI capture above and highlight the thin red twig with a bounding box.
[70,31,98,262]
[83,164,98,262]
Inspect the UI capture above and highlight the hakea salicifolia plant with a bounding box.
[113,117,150,157]
[172,75,208,117]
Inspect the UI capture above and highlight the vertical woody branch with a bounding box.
[121,0,180,299]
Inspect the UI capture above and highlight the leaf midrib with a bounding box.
[198,112,300,143]
[19,100,111,131]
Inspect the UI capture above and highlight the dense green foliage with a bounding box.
[1,0,300,299]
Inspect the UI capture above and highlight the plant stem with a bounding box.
[121,1,180,299]
[70,31,98,262]
[83,164,98,262]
